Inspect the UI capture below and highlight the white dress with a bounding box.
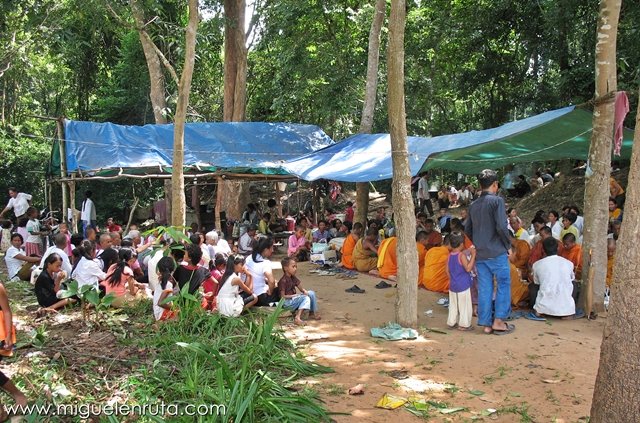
[217,273,244,317]
[533,255,576,316]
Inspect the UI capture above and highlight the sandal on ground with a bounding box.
[457,325,475,332]
[492,323,516,336]
[436,298,449,305]
[562,309,586,320]
[345,285,365,294]
[375,281,392,289]
[524,311,546,321]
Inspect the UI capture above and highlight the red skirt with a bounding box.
[25,242,42,257]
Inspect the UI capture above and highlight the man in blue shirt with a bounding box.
[465,169,514,335]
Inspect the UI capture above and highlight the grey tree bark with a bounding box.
[388,0,417,328]
[580,0,621,315]
[355,0,386,227]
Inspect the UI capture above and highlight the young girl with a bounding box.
[34,253,76,312]
[100,248,142,308]
[0,220,11,253]
[57,222,73,257]
[153,256,177,321]
[25,207,44,257]
[201,254,225,312]
[279,257,320,325]
[216,255,257,317]
[445,232,476,331]
[71,240,106,291]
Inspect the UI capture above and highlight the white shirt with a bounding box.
[40,246,72,276]
[516,228,532,246]
[238,232,253,255]
[153,281,173,320]
[548,221,562,240]
[533,255,575,316]
[81,198,96,221]
[200,244,211,264]
[25,219,42,244]
[417,177,429,200]
[245,254,272,296]
[147,249,165,292]
[71,256,106,289]
[215,239,232,257]
[5,246,26,279]
[6,193,32,217]
[573,215,584,235]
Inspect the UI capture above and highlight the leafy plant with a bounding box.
[58,280,116,323]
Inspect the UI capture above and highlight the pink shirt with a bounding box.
[288,234,307,256]
[100,264,134,297]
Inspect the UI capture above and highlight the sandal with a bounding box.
[345,285,366,294]
[492,323,516,336]
[458,325,475,332]
[375,281,392,289]
[524,311,546,321]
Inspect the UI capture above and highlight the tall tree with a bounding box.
[590,88,639,423]
[388,0,417,328]
[171,0,199,227]
[355,0,386,226]
[580,0,621,315]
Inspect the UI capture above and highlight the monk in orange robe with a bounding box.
[421,242,450,293]
[416,231,430,282]
[341,223,363,270]
[510,262,529,307]
[509,235,531,280]
[606,238,616,287]
[527,226,562,282]
[377,237,398,280]
[559,233,582,280]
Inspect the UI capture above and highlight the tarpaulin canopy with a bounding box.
[282,106,635,182]
[53,120,334,178]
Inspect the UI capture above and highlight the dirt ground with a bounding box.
[277,259,601,423]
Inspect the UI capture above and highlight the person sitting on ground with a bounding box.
[352,227,379,272]
[610,176,625,208]
[531,172,544,190]
[245,237,279,306]
[376,236,398,280]
[238,224,258,256]
[109,231,122,249]
[297,217,314,242]
[40,233,73,276]
[71,240,107,291]
[539,170,554,185]
[568,205,584,236]
[375,207,389,230]
[422,218,443,249]
[529,215,546,245]
[438,208,452,233]
[312,220,332,243]
[288,225,311,262]
[527,226,561,282]
[206,230,231,259]
[508,231,530,307]
[437,186,450,209]
[34,253,76,312]
[329,218,343,238]
[189,233,210,266]
[559,233,583,280]
[106,217,122,233]
[608,197,623,223]
[173,243,215,295]
[242,203,259,225]
[459,208,469,226]
[420,236,451,293]
[341,222,362,270]
[216,255,257,317]
[5,233,40,282]
[258,213,272,235]
[445,232,476,331]
[530,237,580,319]
[209,253,226,282]
[416,231,430,283]
[513,175,531,197]
[608,220,621,240]
[559,212,580,244]
[0,282,28,418]
[153,256,177,321]
[96,233,113,256]
[547,210,562,240]
[335,220,350,238]
[100,248,144,307]
[279,257,320,325]
[509,216,532,246]
[606,238,616,287]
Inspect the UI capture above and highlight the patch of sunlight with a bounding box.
[397,377,453,393]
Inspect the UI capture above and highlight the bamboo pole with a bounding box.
[56,118,68,223]
[215,176,223,231]
[69,174,77,233]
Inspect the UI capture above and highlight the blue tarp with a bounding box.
[63,120,334,174]
[282,106,635,181]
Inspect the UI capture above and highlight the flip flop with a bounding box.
[492,323,516,336]
[436,298,448,305]
[524,311,546,321]
[506,311,525,321]
[375,281,392,289]
[345,285,365,294]
[457,325,475,332]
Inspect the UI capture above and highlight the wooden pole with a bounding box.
[275,182,284,217]
[56,118,68,223]
[69,174,77,233]
[193,178,202,230]
[215,176,223,231]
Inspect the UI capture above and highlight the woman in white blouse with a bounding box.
[71,240,106,290]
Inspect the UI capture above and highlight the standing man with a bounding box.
[464,169,514,335]
[417,172,434,217]
[0,187,32,224]
[81,190,96,237]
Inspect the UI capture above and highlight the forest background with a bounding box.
[1,0,639,221]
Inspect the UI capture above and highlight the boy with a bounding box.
[444,232,476,331]
[279,257,320,325]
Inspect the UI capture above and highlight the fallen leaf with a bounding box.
[440,407,467,414]
[468,389,485,396]
[542,379,562,384]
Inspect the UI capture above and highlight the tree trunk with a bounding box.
[355,0,386,227]
[590,87,639,423]
[388,0,417,328]
[579,0,620,315]
[171,0,199,227]
[219,0,250,228]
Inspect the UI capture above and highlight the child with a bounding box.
[344,201,354,224]
[153,256,177,321]
[279,257,320,326]
[209,253,226,281]
[201,254,225,312]
[444,232,476,331]
[288,226,310,262]
[217,255,257,317]
[25,207,44,257]
[57,222,73,257]
[0,220,11,253]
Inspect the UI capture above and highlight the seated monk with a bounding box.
[422,219,443,250]
[509,231,531,280]
[606,238,616,287]
[352,228,379,273]
[527,226,562,282]
[559,233,582,280]
[416,231,429,282]
[420,236,450,292]
[341,222,363,270]
[377,237,398,280]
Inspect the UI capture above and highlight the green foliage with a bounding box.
[130,291,332,422]
[58,279,116,322]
